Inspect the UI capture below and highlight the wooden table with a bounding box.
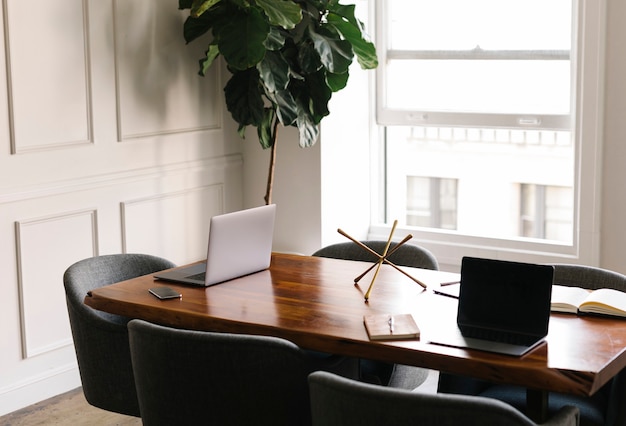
[85,252,626,420]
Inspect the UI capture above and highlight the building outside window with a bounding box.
[520,184,573,241]
[406,176,458,230]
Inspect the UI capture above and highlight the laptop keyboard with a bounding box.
[462,327,535,346]
[186,272,206,281]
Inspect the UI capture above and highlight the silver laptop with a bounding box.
[154,204,276,286]
[430,257,554,356]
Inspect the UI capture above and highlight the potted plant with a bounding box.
[179,0,378,204]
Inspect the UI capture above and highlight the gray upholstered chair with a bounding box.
[312,240,439,270]
[313,240,438,389]
[437,264,626,426]
[63,253,176,417]
[308,371,579,426]
[128,319,314,426]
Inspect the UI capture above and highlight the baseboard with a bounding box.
[0,364,81,416]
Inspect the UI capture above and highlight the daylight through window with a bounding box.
[377,0,575,244]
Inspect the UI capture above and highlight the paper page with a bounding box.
[580,288,626,316]
[551,285,591,313]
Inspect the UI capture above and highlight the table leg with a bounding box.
[526,389,548,422]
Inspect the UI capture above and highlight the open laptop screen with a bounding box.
[457,257,554,338]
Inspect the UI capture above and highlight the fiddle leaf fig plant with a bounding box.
[179,0,378,204]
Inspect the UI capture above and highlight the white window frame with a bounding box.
[369,0,605,270]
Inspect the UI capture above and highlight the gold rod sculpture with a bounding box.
[336,222,427,302]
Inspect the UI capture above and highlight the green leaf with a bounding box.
[327,12,378,69]
[265,26,286,50]
[271,89,298,125]
[289,81,321,146]
[237,123,247,139]
[328,3,363,32]
[228,0,248,7]
[224,68,265,127]
[217,7,269,70]
[179,0,193,9]
[306,70,332,122]
[297,40,322,73]
[199,43,220,76]
[326,70,349,92]
[296,110,320,148]
[183,14,213,44]
[190,0,221,17]
[308,28,353,74]
[257,108,276,149]
[255,0,302,29]
[258,50,290,92]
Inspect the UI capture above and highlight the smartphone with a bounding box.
[149,286,182,300]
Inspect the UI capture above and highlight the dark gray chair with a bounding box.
[313,240,438,388]
[438,264,626,426]
[312,240,439,270]
[63,253,176,417]
[128,319,314,426]
[308,371,579,426]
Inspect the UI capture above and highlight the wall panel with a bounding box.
[4,0,92,153]
[1,155,242,415]
[122,185,224,264]
[15,210,98,358]
[113,0,221,140]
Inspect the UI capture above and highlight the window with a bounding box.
[378,0,572,129]
[406,176,458,229]
[520,184,573,242]
[373,0,604,265]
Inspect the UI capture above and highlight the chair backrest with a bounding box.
[553,263,626,425]
[312,240,439,270]
[63,253,176,417]
[552,263,626,291]
[309,371,579,426]
[128,319,313,426]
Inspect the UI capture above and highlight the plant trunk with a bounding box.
[264,121,279,205]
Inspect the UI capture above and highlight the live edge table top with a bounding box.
[85,252,626,398]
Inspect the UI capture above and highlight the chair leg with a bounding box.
[526,388,548,423]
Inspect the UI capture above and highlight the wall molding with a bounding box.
[118,124,223,142]
[15,209,98,359]
[111,0,223,142]
[0,154,243,205]
[0,362,80,416]
[3,0,94,154]
[120,184,224,255]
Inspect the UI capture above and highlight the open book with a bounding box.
[363,313,420,341]
[551,285,626,317]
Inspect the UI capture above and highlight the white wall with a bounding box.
[0,0,243,415]
[242,125,322,255]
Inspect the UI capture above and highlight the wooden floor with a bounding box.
[0,388,141,426]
